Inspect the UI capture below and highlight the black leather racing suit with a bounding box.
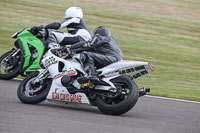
[71,35,123,76]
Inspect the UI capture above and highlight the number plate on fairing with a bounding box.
[43,56,58,68]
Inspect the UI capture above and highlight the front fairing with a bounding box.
[16,29,45,72]
[16,29,35,40]
[42,49,77,79]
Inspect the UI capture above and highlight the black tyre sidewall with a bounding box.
[96,75,139,115]
[17,71,52,104]
[0,50,22,80]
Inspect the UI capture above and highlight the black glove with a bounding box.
[38,25,45,30]
[30,26,39,35]
[65,45,71,49]
[92,34,109,47]
[30,25,45,35]
[62,45,71,53]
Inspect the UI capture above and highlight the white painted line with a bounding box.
[13,78,23,81]
[145,95,200,104]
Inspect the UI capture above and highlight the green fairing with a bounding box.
[17,29,45,72]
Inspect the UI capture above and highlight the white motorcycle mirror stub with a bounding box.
[11,32,19,38]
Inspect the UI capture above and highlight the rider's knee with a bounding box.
[80,52,87,63]
[80,52,94,64]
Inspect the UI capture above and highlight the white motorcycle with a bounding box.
[17,46,153,115]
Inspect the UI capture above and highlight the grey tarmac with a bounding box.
[0,79,200,133]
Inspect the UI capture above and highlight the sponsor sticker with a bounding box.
[118,65,148,79]
[52,92,82,103]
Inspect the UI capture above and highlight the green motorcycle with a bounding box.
[0,28,52,80]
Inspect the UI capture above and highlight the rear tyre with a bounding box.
[17,72,52,104]
[96,75,139,115]
[0,50,22,80]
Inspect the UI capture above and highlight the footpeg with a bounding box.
[139,87,150,97]
[78,77,99,84]
[81,80,93,88]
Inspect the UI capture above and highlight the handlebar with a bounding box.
[49,46,74,59]
[29,26,49,40]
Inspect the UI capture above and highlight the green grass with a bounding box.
[0,0,200,101]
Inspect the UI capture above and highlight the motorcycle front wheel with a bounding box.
[96,75,139,115]
[0,49,22,80]
[17,72,52,104]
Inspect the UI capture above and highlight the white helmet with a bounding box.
[64,7,83,19]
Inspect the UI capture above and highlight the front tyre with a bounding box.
[0,50,22,80]
[17,72,52,104]
[96,75,139,115]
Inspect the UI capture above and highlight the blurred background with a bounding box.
[0,0,200,101]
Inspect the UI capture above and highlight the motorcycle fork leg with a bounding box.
[11,49,21,57]
[32,70,49,85]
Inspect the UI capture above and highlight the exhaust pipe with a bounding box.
[139,87,150,97]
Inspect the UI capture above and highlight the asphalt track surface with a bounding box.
[0,79,199,133]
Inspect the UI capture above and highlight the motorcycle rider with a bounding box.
[66,26,123,80]
[31,7,91,48]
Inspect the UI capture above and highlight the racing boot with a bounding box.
[78,63,99,84]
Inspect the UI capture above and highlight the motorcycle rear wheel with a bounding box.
[0,50,22,80]
[17,72,52,104]
[96,75,139,115]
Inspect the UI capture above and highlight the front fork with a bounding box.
[11,48,21,57]
[1,48,21,71]
[4,48,20,61]
[31,69,50,85]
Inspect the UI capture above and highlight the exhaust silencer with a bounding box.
[139,87,150,97]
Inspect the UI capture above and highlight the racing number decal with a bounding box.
[44,56,58,68]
